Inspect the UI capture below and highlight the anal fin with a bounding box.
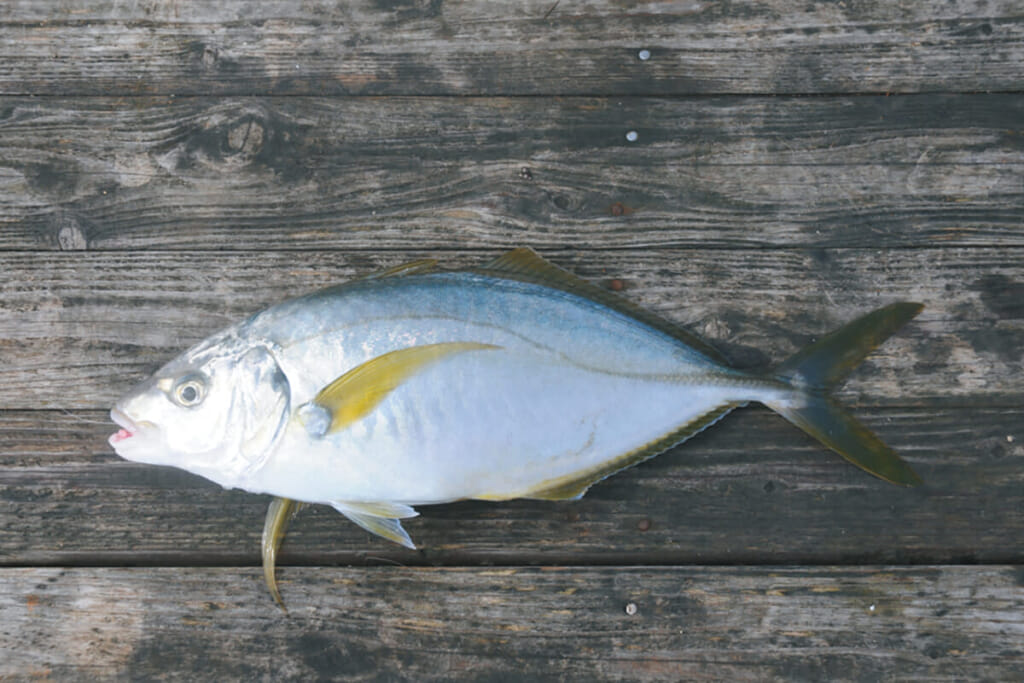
[525,479,592,502]
[524,403,741,501]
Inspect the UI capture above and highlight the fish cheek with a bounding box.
[234,347,291,465]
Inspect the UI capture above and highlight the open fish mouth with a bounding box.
[109,408,142,445]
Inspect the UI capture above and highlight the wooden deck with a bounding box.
[1,1,1022,680]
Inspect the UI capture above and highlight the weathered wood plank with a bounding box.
[0,248,1019,408]
[1,566,1020,681]
[1,95,1022,250]
[1,406,1020,564]
[1,1,1022,95]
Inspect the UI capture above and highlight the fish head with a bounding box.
[109,332,291,488]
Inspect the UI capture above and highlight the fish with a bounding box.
[109,248,923,608]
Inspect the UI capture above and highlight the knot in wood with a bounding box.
[201,46,219,70]
[227,119,265,157]
[53,213,88,251]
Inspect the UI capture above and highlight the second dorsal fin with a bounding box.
[361,258,439,281]
[478,248,728,364]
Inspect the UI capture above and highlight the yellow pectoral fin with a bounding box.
[314,341,499,434]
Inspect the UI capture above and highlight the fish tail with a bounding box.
[762,302,924,486]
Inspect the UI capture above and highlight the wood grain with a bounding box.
[1,95,1022,250]
[2,566,1021,681]
[1,248,1019,409]
[2,406,1020,565]
[3,1,1023,679]
[1,1,1022,96]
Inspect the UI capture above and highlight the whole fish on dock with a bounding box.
[109,248,923,607]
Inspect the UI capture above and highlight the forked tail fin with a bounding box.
[764,303,924,486]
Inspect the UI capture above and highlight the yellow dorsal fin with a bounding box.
[314,342,499,434]
[360,258,439,280]
[478,248,728,364]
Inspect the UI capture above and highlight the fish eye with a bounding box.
[172,376,207,407]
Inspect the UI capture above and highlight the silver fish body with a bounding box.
[247,271,787,504]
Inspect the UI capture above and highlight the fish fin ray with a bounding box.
[767,302,924,486]
[314,342,499,434]
[524,403,740,501]
[333,500,419,519]
[360,258,439,281]
[478,248,729,364]
[777,302,924,390]
[261,497,305,611]
[524,479,592,502]
[332,502,418,549]
[767,395,922,487]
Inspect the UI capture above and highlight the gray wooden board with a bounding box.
[3,0,1023,679]
[0,248,1020,409]
[1,406,1020,565]
[1,1,1023,96]
[1,95,1022,250]
[1,566,1021,681]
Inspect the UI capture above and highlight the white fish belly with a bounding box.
[260,347,741,504]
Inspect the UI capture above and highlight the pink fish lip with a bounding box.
[109,408,140,445]
[111,428,132,443]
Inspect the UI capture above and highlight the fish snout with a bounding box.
[108,407,158,456]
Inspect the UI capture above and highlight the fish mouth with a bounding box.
[109,408,144,446]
